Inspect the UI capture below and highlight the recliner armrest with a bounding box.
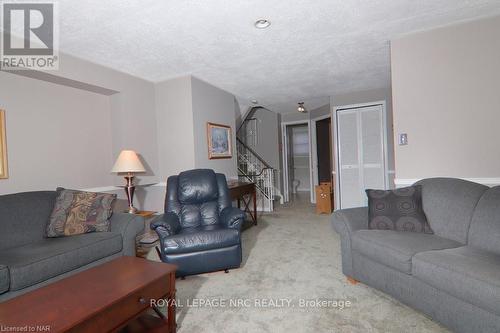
[220,207,245,230]
[150,212,181,237]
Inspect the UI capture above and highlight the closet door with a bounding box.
[360,105,385,192]
[337,110,363,208]
[337,104,386,209]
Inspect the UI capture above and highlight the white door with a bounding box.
[337,104,386,209]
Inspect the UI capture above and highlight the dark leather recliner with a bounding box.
[151,169,245,277]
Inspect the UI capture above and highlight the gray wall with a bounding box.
[155,76,195,179]
[281,111,309,123]
[0,52,163,210]
[154,75,238,179]
[0,71,114,194]
[191,77,237,178]
[391,15,500,181]
[4,35,159,183]
[49,53,159,187]
[0,54,239,211]
[310,104,331,119]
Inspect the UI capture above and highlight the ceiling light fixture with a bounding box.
[297,102,307,113]
[254,19,271,29]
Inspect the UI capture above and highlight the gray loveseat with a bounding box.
[332,178,500,333]
[0,191,144,302]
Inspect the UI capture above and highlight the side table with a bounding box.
[228,181,257,225]
[134,210,157,218]
[134,211,161,260]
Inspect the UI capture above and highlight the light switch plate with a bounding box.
[399,133,408,146]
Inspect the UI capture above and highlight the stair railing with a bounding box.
[236,137,275,211]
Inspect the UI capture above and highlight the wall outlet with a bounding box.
[398,133,408,146]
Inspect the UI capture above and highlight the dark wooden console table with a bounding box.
[228,181,257,225]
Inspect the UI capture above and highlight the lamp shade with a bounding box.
[111,150,146,173]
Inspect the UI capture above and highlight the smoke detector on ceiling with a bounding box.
[254,19,271,29]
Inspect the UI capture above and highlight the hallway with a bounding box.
[277,191,315,213]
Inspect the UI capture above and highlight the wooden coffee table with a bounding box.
[0,257,177,332]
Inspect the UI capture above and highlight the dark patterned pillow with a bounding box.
[46,188,116,237]
[366,185,432,233]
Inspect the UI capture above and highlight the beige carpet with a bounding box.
[154,194,449,333]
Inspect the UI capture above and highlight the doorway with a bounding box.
[281,121,313,203]
[311,115,334,203]
[316,117,332,184]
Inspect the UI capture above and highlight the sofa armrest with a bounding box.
[110,212,144,256]
[220,207,245,230]
[331,207,369,235]
[150,212,181,237]
[331,207,368,277]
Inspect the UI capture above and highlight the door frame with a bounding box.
[281,120,314,203]
[310,114,332,203]
[333,101,388,209]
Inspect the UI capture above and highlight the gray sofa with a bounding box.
[332,178,500,333]
[0,191,144,302]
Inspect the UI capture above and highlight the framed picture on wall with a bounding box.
[207,122,232,159]
[0,110,8,179]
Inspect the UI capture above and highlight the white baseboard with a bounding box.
[394,177,500,188]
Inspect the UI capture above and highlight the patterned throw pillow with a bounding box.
[46,188,116,237]
[366,185,432,233]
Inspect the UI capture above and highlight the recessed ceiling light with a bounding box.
[251,99,259,104]
[254,19,271,29]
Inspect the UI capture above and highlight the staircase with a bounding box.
[236,107,278,212]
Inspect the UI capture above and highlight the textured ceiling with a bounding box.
[57,0,500,113]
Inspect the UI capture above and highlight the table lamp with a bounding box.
[111,150,146,213]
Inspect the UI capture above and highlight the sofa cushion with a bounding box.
[366,186,432,233]
[46,188,116,237]
[162,225,240,255]
[415,178,488,243]
[413,246,500,316]
[468,186,500,255]
[351,230,461,274]
[0,265,9,294]
[0,232,122,291]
